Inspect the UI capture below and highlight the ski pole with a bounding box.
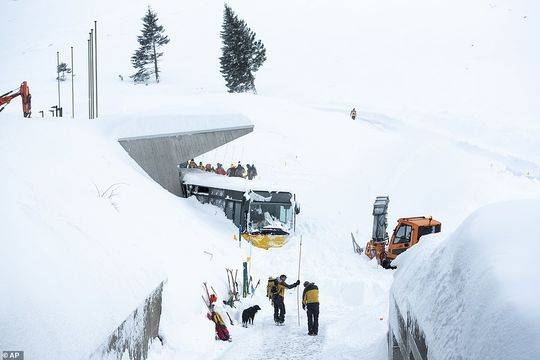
[202,295,210,310]
[226,312,234,326]
[297,235,303,326]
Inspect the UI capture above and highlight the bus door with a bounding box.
[233,201,242,228]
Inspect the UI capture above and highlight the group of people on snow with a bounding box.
[187,159,258,180]
[267,274,320,336]
[207,274,320,342]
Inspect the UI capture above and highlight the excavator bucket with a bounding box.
[0,81,31,117]
[20,81,31,117]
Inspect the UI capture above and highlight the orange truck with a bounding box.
[364,196,441,268]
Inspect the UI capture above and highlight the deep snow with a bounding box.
[392,200,540,360]
[1,0,540,359]
[3,93,540,359]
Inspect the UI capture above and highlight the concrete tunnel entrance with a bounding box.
[118,121,254,196]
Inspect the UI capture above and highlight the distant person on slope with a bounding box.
[205,163,214,172]
[235,161,246,178]
[350,108,357,120]
[302,281,320,335]
[271,274,300,325]
[188,159,197,168]
[215,163,226,175]
[226,163,236,177]
[198,161,205,171]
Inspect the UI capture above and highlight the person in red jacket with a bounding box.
[207,305,231,341]
[215,163,226,175]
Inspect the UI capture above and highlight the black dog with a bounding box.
[242,305,261,327]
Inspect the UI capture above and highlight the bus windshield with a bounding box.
[248,202,294,234]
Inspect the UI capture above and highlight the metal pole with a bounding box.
[56,51,61,108]
[71,46,74,118]
[89,30,94,119]
[94,20,98,118]
[297,235,303,326]
[88,38,91,119]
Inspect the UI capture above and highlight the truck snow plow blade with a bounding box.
[242,233,287,250]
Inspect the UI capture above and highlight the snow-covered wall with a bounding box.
[91,281,165,360]
[0,116,223,359]
[390,200,540,360]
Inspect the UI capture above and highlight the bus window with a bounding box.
[248,203,293,233]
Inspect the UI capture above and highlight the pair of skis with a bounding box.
[201,282,214,310]
[202,282,234,326]
[226,268,239,304]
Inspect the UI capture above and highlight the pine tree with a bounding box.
[220,4,266,93]
[131,48,151,84]
[56,62,71,81]
[131,7,170,84]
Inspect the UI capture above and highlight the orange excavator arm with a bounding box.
[0,81,31,117]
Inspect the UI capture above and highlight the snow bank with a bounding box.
[392,200,540,360]
[0,116,228,359]
[2,0,540,358]
[3,91,540,360]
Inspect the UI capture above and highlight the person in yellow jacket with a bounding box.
[270,274,300,325]
[188,159,197,168]
[302,281,319,335]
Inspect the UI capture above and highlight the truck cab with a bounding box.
[386,217,442,261]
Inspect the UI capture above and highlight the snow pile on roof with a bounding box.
[99,111,252,141]
[392,200,540,360]
[181,168,291,194]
